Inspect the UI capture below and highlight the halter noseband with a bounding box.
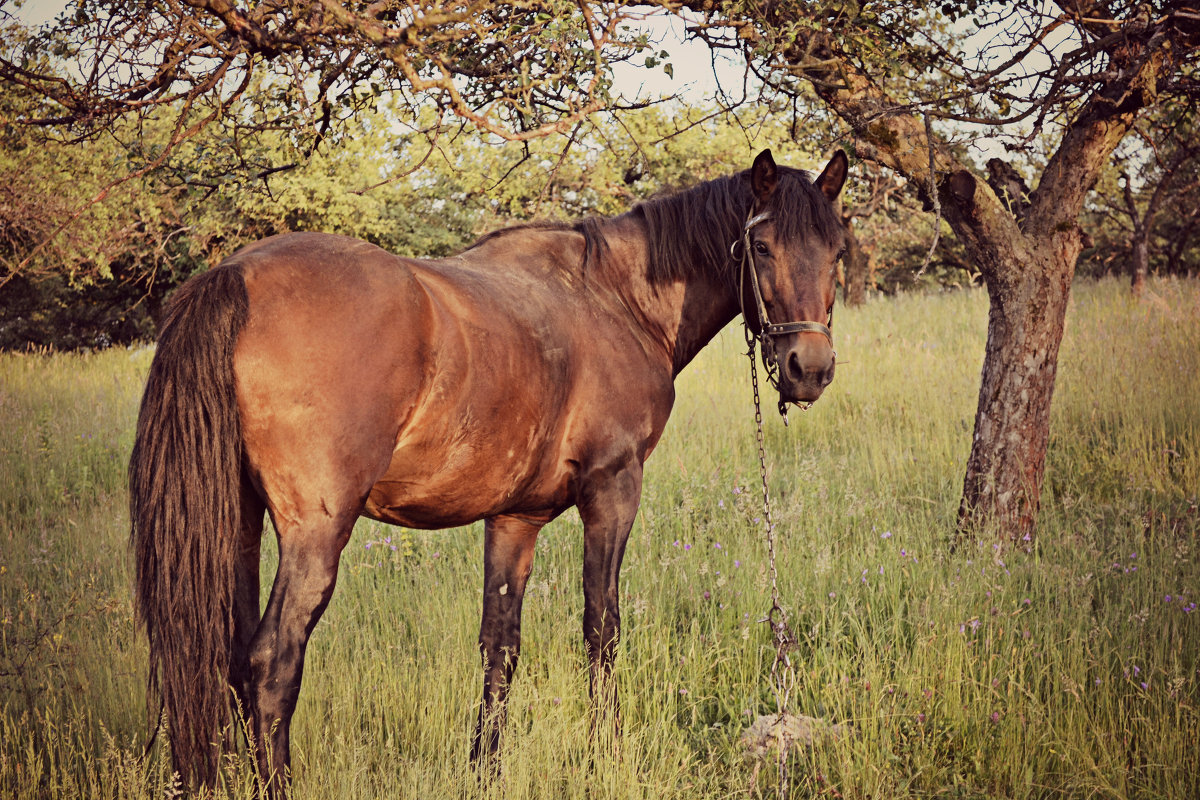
[734,210,835,400]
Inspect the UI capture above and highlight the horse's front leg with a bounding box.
[578,461,643,728]
[471,514,543,763]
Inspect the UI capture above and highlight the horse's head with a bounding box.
[739,149,847,407]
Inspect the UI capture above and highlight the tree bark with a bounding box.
[954,225,1079,540]
[948,38,1168,540]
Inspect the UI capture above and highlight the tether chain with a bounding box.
[734,206,830,799]
[746,333,800,800]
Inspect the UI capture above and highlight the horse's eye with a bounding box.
[836,247,847,262]
[827,305,834,324]
[753,241,770,256]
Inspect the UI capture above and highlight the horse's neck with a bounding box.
[668,272,741,375]
[595,215,740,377]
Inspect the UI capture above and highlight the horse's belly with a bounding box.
[360,494,484,529]
[361,441,572,529]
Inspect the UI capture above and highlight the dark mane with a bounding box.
[635,166,843,285]
[459,166,841,286]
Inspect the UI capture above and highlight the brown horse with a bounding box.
[128,149,847,792]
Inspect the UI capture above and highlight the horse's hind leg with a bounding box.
[471,514,543,763]
[247,509,357,795]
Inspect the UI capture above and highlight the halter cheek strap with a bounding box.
[734,211,835,396]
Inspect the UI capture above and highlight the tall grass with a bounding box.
[1,278,1197,798]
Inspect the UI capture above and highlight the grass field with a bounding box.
[1,277,1197,799]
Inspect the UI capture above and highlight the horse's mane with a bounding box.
[461,166,841,286]
[635,166,842,285]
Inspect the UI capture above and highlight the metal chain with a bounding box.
[746,335,798,800]
[735,208,825,798]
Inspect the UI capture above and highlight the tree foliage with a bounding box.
[0,0,663,157]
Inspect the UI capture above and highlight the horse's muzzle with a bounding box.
[777,339,835,403]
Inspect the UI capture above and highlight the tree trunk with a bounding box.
[843,217,868,307]
[1129,227,1149,297]
[957,237,1077,542]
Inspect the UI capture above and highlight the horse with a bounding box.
[128,148,847,793]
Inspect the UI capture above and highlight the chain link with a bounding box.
[746,335,799,800]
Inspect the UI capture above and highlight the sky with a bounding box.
[610,13,750,105]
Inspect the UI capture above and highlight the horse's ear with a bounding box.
[815,150,848,203]
[751,149,778,202]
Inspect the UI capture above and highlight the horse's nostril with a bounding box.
[787,351,804,383]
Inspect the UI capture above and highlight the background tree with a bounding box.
[1,82,825,347]
[1081,98,1200,294]
[0,0,674,290]
[837,163,904,305]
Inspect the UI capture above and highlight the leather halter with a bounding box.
[733,210,834,394]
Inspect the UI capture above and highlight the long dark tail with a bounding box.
[129,265,249,786]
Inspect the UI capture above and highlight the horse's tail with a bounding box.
[129,264,249,786]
